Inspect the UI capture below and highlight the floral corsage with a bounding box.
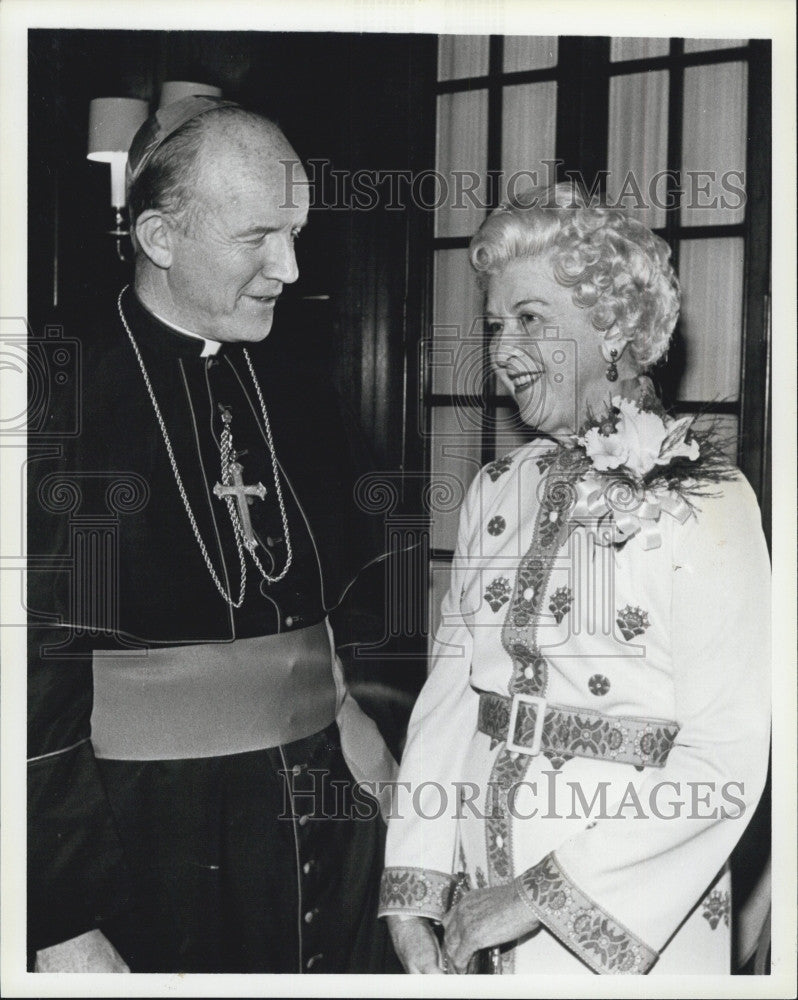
[555,390,737,549]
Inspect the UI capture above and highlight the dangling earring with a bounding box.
[605,349,619,382]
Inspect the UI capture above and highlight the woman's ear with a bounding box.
[134,210,174,269]
[599,331,627,362]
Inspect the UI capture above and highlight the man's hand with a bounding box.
[441,882,540,974]
[35,929,130,973]
[386,914,445,974]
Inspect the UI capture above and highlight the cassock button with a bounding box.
[306,953,323,970]
[298,813,310,827]
[292,764,303,777]
[267,535,282,548]
[303,860,315,875]
[304,908,318,924]
[286,615,303,628]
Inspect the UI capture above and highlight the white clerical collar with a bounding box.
[149,308,222,357]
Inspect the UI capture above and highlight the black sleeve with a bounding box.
[27,435,138,952]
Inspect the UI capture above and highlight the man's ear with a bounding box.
[134,210,175,269]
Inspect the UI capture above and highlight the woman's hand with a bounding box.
[441,883,540,974]
[385,914,445,974]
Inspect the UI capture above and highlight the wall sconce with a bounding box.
[87,84,223,260]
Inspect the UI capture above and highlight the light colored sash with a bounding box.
[91,621,336,760]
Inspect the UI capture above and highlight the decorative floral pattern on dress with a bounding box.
[487,515,506,536]
[616,605,651,641]
[379,867,455,920]
[485,455,513,482]
[516,853,657,974]
[548,586,573,624]
[701,889,731,931]
[535,449,559,475]
[484,577,512,613]
[588,674,611,696]
[474,866,488,889]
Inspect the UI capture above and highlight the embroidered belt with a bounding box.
[91,620,337,760]
[477,690,679,768]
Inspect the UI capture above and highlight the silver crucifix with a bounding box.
[213,461,267,547]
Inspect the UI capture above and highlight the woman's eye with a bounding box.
[486,320,503,336]
[519,312,539,330]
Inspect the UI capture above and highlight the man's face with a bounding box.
[163,131,310,343]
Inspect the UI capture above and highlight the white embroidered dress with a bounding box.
[380,439,770,974]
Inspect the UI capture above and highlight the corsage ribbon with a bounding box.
[569,475,692,549]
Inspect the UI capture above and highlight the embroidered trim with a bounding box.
[517,853,657,974]
[484,576,512,613]
[477,692,678,768]
[548,585,573,624]
[588,674,611,696]
[616,604,651,642]
[701,889,731,930]
[378,867,455,920]
[487,515,506,536]
[485,455,513,482]
[481,451,579,971]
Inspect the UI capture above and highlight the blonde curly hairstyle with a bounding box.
[468,182,680,368]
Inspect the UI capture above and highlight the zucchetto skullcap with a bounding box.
[125,95,240,193]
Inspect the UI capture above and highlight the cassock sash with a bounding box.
[91,621,337,760]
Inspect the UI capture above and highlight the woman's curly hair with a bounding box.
[468,182,680,368]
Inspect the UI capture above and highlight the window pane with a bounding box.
[681,62,747,225]
[501,82,557,203]
[607,70,669,229]
[436,90,488,238]
[610,37,670,61]
[504,35,558,72]
[431,250,485,395]
[429,406,483,550]
[438,35,489,81]
[684,38,747,53]
[677,238,743,402]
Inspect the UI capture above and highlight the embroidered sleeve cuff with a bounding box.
[515,852,658,975]
[378,867,455,921]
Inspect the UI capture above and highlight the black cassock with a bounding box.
[27,287,399,973]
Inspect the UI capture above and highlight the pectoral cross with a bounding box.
[214,460,267,548]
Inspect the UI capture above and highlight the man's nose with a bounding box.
[263,234,299,285]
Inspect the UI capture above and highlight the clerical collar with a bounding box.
[145,307,222,357]
[124,287,226,360]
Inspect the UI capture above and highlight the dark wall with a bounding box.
[28,29,436,473]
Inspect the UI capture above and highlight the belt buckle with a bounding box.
[506,693,547,756]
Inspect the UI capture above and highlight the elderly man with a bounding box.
[28,97,398,973]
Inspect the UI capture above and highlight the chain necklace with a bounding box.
[117,286,293,607]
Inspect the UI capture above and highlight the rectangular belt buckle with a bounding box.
[506,693,547,756]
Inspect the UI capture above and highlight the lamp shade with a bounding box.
[87,97,149,161]
[159,81,223,108]
[87,98,149,208]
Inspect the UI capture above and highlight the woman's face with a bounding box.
[486,254,613,438]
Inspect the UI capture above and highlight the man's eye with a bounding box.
[486,320,503,336]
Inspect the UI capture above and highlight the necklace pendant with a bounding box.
[213,460,267,548]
